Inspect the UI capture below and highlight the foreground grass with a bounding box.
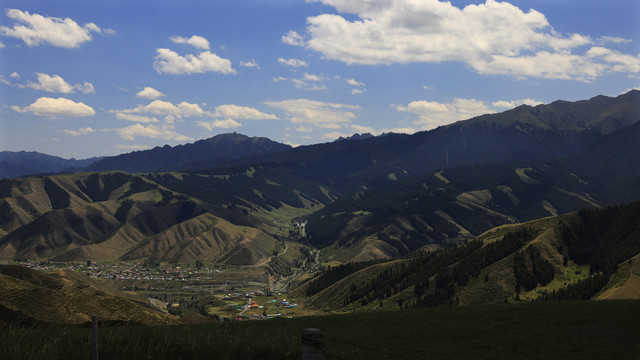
[1,300,639,359]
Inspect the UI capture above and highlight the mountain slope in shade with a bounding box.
[306,115,640,263]
[255,90,640,193]
[85,133,292,173]
[0,151,102,179]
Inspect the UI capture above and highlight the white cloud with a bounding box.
[621,87,640,94]
[345,78,364,87]
[170,35,210,50]
[350,124,376,134]
[25,73,95,94]
[322,131,351,140]
[282,30,304,46]
[381,126,417,134]
[240,59,260,68]
[273,76,288,82]
[0,9,102,48]
[117,124,192,141]
[586,47,640,73]
[598,36,632,45]
[350,88,365,95]
[295,126,312,133]
[114,100,204,118]
[278,58,308,68]
[10,72,20,79]
[135,87,164,100]
[0,40,4,48]
[63,127,95,136]
[294,0,639,80]
[154,48,235,75]
[196,119,242,130]
[115,113,159,123]
[212,104,278,120]
[14,97,95,117]
[292,73,327,91]
[115,144,151,151]
[492,98,543,109]
[266,99,359,129]
[396,98,496,130]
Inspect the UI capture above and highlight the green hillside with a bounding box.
[295,200,640,311]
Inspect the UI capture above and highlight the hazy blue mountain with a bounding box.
[0,151,102,179]
[85,133,292,173]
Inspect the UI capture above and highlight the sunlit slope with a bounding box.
[0,265,176,325]
[0,168,327,265]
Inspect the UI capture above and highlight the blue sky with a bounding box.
[1,0,639,159]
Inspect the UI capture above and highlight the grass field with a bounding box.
[1,300,638,359]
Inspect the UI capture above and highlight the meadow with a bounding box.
[2,300,638,359]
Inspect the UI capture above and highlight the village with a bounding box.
[2,259,307,321]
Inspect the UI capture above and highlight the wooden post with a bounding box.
[302,328,323,360]
[91,314,99,360]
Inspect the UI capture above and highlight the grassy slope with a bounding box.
[1,300,638,360]
[298,204,640,312]
[0,170,322,267]
[0,265,175,326]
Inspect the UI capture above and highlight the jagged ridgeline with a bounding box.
[305,118,640,263]
[0,167,330,266]
[294,200,640,310]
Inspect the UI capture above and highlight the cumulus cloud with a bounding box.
[196,119,242,130]
[135,86,164,100]
[278,57,308,68]
[154,48,235,75]
[396,96,545,129]
[0,9,102,48]
[322,131,351,140]
[350,124,376,134]
[115,113,159,123]
[266,99,359,129]
[117,124,192,141]
[25,72,95,94]
[396,98,496,130]
[345,78,365,87]
[492,98,543,109]
[63,127,95,136]
[10,72,20,79]
[350,89,365,95]
[14,97,95,117]
[170,35,210,50]
[292,0,639,81]
[115,144,151,151]
[240,59,260,68]
[273,76,288,82]
[282,30,304,46]
[292,73,327,91]
[113,100,205,119]
[212,104,278,120]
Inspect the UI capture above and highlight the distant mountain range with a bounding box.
[0,152,103,179]
[0,90,639,275]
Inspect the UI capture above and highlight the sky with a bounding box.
[0,0,639,159]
